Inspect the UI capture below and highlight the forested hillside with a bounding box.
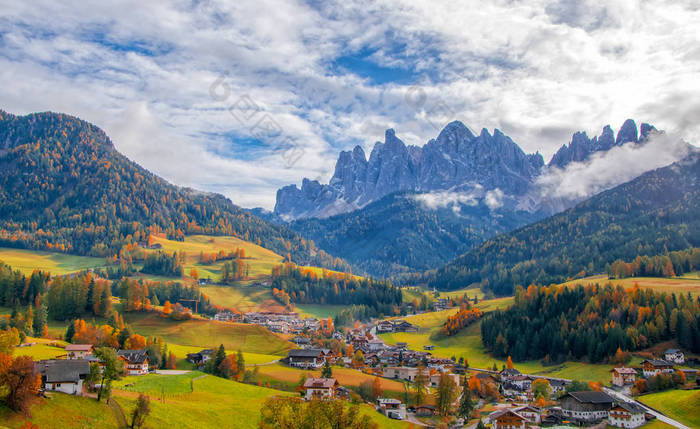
[291,192,539,276]
[426,152,700,294]
[481,283,700,362]
[0,111,341,269]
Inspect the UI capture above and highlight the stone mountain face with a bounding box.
[274,121,546,220]
[548,119,657,169]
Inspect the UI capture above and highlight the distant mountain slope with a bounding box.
[427,151,700,295]
[291,191,541,276]
[0,110,337,268]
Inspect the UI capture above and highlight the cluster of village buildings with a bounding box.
[280,316,697,429]
[213,310,322,334]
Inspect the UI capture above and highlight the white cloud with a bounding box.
[0,0,698,209]
[484,189,505,210]
[412,190,479,214]
[535,132,693,201]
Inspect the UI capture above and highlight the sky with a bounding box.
[1,0,699,209]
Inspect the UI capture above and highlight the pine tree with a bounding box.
[321,359,332,378]
[236,350,245,380]
[33,302,48,337]
[458,386,473,418]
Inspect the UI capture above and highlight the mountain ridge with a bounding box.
[0,109,342,269]
[274,119,654,221]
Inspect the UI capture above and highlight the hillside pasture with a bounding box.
[123,312,293,356]
[559,274,700,297]
[638,389,700,429]
[150,234,283,281]
[0,393,119,428]
[112,372,408,429]
[0,247,106,275]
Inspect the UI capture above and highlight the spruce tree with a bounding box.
[321,359,332,378]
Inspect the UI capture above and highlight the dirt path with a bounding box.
[108,397,128,429]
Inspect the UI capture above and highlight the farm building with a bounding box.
[287,348,325,369]
[489,409,527,429]
[117,349,149,375]
[663,348,685,364]
[641,359,674,378]
[34,359,90,395]
[376,398,406,420]
[65,344,93,360]
[559,391,614,422]
[303,377,338,400]
[611,367,637,387]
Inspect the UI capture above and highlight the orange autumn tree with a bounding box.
[467,374,481,393]
[0,353,41,414]
[124,334,146,350]
[506,356,514,369]
[162,301,172,315]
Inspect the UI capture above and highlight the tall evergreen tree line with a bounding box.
[481,283,700,363]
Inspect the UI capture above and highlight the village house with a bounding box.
[510,375,531,391]
[489,409,527,429]
[499,368,522,382]
[432,298,451,311]
[376,320,394,333]
[65,344,93,360]
[390,319,417,332]
[213,311,242,322]
[367,338,385,352]
[423,345,434,351]
[641,359,675,378]
[34,359,90,395]
[383,366,420,382]
[117,350,149,375]
[376,398,406,420]
[186,349,214,366]
[303,377,338,400]
[663,348,685,364]
[415,404,436,417]
[549,379,568,394]
[611,367,637,387]
[608,402,646,428]
[514,405,541,424]
[559,391,615,422]
[287,348,325,369]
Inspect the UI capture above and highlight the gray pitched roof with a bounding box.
[117,349,148,364]
[288,348,322,358]
[615,402,646,414]
[35,360,90,383]
[564,391,614,404]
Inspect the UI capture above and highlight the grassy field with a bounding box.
[380,298,624,383]
[123,312,293,356]
[0,393,119,428]
[165,342,280,369]
[559,274,700,297]
[199,283,282,312]
[0,247,106,276]
[637,389,700,428]
[150,234,283,281]
[111,372,409,429]
[14,337,68,360]
[295,304,348,319]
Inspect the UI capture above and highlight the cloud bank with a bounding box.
[535,132,693,201]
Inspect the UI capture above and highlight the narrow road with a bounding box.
[602,387,691,429]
